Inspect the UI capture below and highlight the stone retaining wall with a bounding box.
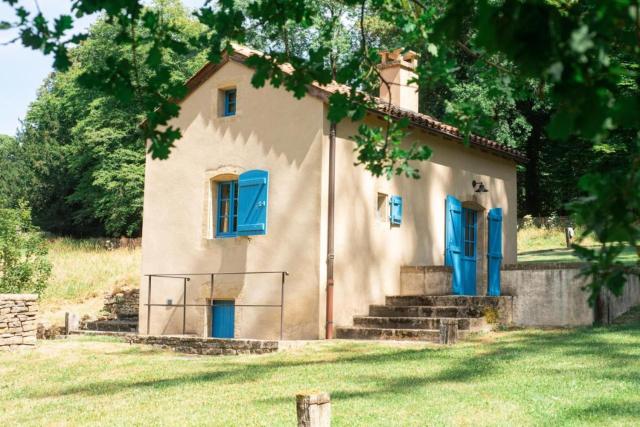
[126,335,279,355]
[501,264,640,327]
[0,294,38,350]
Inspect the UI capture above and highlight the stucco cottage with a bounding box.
[139,46,527,341]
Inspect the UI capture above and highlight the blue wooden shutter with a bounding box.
[487,208,503,296]
[389,195,403,225]
[237,169,269,236]
[445,195,463,295]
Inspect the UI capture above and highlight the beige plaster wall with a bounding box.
[330,114,518,330]
[139,60,325,339]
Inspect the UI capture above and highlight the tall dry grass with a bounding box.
[42,238,141,308]
[518,225,597,253]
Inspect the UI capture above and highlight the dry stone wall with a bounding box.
[102,287,139,320]
[0,294,38,350]
[126,335,279,355]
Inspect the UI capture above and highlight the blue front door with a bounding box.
[461,208,477,295]
[212,300,235,338]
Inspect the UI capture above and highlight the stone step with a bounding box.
[70,330,133,337]
[353,316,486,331]
[83,319,138,333]
[369,305,484,318]
[335,326,453,342]
[385,295,504,307]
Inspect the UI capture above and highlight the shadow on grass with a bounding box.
[28,323,640,412]
[558,399,640,423]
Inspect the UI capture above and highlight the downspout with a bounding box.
[325,121,336,339]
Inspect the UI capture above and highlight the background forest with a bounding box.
[0,0,636,237]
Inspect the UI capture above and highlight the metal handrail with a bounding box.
[144,271,289,339]
[146,271,289,277]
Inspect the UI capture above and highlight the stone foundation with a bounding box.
[126,335,279,355]
[0,294,38,350]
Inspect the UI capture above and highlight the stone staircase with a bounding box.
[335,295,511,342]
[83,318,138,333]
[80,287,139,334]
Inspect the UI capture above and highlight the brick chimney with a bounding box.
[377,49,419,112]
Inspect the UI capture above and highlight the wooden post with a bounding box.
[439,319,458,344]
[296,392,331,427]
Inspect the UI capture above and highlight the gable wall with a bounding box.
[139,60,326,339]
[329,111,518,331]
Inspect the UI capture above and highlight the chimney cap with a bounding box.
[378,48,418,70]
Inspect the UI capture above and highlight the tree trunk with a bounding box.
[522,104,547,217]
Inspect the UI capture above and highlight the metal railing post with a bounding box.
[280,272,285,340]
[210,274,215,302]
[183,278,187,335]
[147,275,152,335]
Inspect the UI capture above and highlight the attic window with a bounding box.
[221,88,236,116]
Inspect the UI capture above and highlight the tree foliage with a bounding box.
[2,0,639,299]
[0,203,51,294]
[4,0,206,236]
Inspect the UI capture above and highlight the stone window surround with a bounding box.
[202,166,246,241]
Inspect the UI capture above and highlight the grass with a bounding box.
[40,238,141,323]
[518,246,639,264]
[1,323,640,426]
[517,227,639,265]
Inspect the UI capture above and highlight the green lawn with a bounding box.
[517,226,639,264]
[518,245,639,264]
[2,321,640,426]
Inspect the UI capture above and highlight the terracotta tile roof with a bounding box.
[183,44,527,163]
[372,103,528,163]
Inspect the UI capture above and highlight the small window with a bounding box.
[376,193,388,222]
[216,180,238,237]
[223,89,236,116]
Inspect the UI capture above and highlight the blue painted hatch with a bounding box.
[212,300,235,338]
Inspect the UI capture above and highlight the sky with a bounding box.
[0,0,202,137]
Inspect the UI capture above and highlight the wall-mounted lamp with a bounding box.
[472,180,489,193]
